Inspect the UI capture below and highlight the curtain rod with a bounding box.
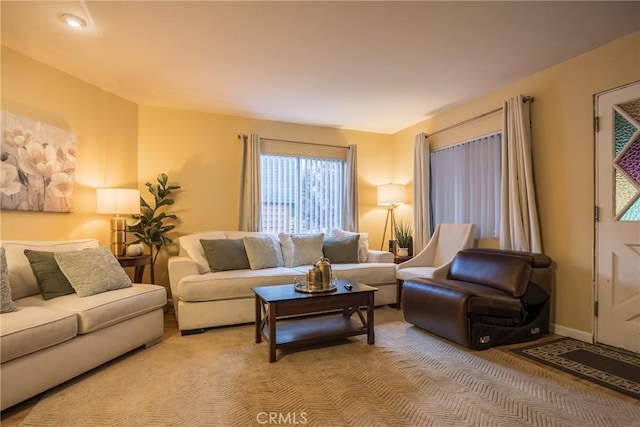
[427,96,534,138]
[237,134,348,150]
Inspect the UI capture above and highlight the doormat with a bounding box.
[512,337,640,400]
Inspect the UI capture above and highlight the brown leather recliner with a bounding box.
[402,248,552,350]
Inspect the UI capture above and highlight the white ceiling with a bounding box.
[2,1,639,134]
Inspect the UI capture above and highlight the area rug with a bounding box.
[512,337,640,400]
[21,310,640,427]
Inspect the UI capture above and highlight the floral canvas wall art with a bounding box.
[1,111,77,212]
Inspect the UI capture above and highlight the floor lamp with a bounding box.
[377,183,405,251]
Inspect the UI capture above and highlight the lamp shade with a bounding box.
[377,183,405,206]
[96,188,141,214]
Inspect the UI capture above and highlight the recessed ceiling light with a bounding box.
[61,14,86,28]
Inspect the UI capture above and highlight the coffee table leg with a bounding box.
[255,295,262,344]
[367,293,375,345]
[269,302,277,362]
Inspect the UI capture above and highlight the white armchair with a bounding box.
[396,223,476,306]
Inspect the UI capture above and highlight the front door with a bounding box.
[595,81,640,353]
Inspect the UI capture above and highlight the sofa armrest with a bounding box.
[168,256,199,299]
[366,250,394,263]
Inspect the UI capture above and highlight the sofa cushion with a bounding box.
[200,238,250,272]
[55,247,132,297]
[243,236,281,270]
[178,268,299,302]
[23,250,75,300]
[1,239,99,300]
[279,233,324,267]
[0,305,77,363]
[16,284,167,334]
[323,235,360,264]
[328,228,369,263]
[179,231,227,274]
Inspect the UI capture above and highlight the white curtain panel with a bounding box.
[413,132,431,252]
[238,134,262,232]
[343,144,359,232]
[500,95,542,253]
[431,133,501,239]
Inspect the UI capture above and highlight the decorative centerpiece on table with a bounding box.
[126,173,181,283]
[295,257,336,293]
[394,219,413,257]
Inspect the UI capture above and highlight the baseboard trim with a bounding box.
[550,323,593,343]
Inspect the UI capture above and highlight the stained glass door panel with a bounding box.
[613,103,640,221]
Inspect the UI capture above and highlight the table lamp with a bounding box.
[377,183,405,251]
[96,188,141,257]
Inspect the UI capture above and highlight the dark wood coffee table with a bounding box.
[252,280,377,362]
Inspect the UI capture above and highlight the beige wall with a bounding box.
[0,47,139,245]
[391,31,640,336]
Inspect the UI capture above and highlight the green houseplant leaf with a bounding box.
[394,219,413,249]
[126,173,181,283]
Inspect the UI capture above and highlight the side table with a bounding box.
[394,255,413,309]
[117,255,152,283]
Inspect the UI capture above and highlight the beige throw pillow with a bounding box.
[278,233,325,267]
[243,236,283,270]
[55,246,132,297]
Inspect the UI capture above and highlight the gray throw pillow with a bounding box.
[200,239,250,272]
[24,249,75,300]
[243,236,280,270]
[0,247,17,313]
[323,235,360,264]
[54,246,132,297]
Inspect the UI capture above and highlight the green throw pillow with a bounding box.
[322,235,360,264]
[200,239,250,272]
[54,247,132,297]
[24,249,75,300]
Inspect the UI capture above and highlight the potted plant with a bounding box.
[394,219,413,257]
[127,173,181,283]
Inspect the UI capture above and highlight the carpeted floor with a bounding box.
[20,308,640,427]
[512,337,640,400]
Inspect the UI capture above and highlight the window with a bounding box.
[430,132,501,239]
[261,154,344,234]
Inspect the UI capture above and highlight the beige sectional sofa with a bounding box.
[168,230,397,333]
[0,239,167,410]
